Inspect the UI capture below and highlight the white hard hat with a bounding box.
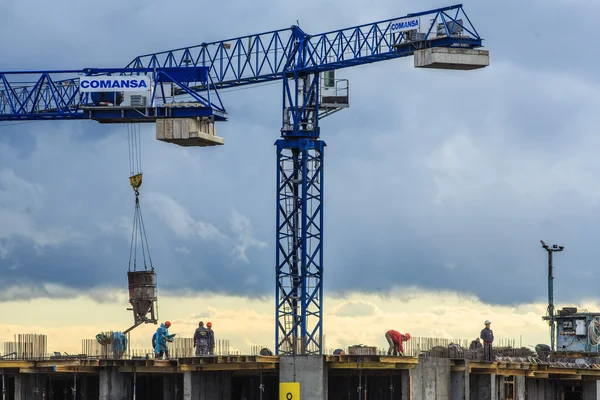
[485,320,491,325]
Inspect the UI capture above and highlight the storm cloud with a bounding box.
[1,0,599,308]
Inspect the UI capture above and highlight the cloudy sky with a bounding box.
[2,0,600,353]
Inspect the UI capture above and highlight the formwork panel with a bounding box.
[414,48,489,70]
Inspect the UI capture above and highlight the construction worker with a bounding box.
[259,348,273,356]
[154,321,175,359]
[206,322,215,355]
[469,337,483,351]
[385,330,411,356]
[480,320,494,361]
[193,321,210,356]
[112,331,128,359]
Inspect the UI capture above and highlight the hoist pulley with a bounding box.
[129,173,143,194]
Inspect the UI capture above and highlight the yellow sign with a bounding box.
[280,382,300,400]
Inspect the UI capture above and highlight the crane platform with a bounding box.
[79,105,227,124]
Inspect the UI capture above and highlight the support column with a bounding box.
[184,371,232,400]
[583,380,600,400]
[514,376,526,400]
[14,375,35,400]
[496,375,506,399]
[99,369,131,400]
[469,374,495,400]
[527,378,556,400]
[79,375,88,400]
[280,356,327,400]
[183,372,200,400]
[400,369,411,400]
[450,360,469,400]
[163,375,176,400]
[411,358,451,400]
[220,372,232,400]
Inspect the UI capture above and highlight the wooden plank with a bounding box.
[378,356,419,364]
[549,374,582,380]
[470,368,499,375]
[328,362,397,370]
[197,363,277,371]
[54,366,99,374]
[256,356,279,363]
[20,367,56,374]
[118,366,179,373]
[0,362,34,368]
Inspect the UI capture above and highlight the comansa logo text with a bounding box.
[79,76,151,92]
[389,17,420,34]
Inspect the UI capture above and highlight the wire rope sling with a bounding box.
[126,123,159,326]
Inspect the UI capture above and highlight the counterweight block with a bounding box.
[414,48,489,70]
[156,117,224,147]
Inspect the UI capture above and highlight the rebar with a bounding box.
[2,334,47,359]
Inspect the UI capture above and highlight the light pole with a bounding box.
[540,240,564,351]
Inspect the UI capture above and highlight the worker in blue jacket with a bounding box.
[112,331,128,359]
[154,321,175,359]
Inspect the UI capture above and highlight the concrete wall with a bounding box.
[514,376,526,400]
[450,361,469,400]
[584,380,600,400]
[99,369,131,400]
[184,371,232,400]
[469,374,495,400]
[527,378,557,400]
[163,374,177,400]
[280,356,327,400]
[14,375,35,400]
[400,369,410,400]
[411,358,451,400]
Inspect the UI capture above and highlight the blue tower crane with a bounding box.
[0,4,488,355]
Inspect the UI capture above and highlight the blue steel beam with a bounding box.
[276,137,324,355]
[0,4,480,121]
[128,4,481,89]
[0,67,226,122]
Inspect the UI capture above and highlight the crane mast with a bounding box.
[0,4,488,355]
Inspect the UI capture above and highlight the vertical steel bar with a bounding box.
[1,369,6,400]
[548,250,555,351]
[72,371,76,400]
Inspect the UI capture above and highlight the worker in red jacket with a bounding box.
[385,330,411,356]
